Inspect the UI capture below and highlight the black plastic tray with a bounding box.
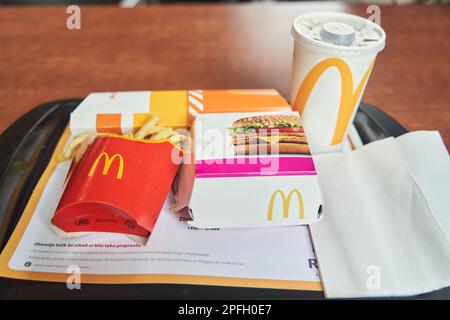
[5,99,441,300]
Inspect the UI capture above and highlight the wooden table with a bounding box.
[1,3,449,146]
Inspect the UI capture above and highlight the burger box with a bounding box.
[70,89,291,135]
[52,89,293,242]
[175,111,323,229]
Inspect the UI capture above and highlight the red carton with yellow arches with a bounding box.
[52,135,182,240]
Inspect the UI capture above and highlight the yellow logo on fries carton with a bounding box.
[293,57,375,146]
[88,152,124,180]
[267,189,304,221]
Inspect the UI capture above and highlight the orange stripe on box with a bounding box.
[203,89,291,113]
[96,113,122,134]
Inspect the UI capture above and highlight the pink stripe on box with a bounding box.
[195,157,316,178]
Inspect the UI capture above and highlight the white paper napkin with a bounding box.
[310,131,450,298]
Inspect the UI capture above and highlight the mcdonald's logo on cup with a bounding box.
[88,152,124,180]
[52,135,182,240]
[290,12,386,153]
[267,189,305,221]
[292,58,375,147]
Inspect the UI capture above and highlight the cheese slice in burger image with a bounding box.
[229,115,310,155]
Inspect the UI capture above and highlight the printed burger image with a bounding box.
[229,115,310,155]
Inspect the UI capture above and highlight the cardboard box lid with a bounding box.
[70,89,291,135]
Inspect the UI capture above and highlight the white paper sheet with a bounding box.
[310,131,450,298]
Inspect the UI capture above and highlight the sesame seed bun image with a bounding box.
[229,115,310,155]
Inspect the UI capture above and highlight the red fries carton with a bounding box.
[52,135,182,240]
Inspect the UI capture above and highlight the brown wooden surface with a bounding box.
[0,3,449,146]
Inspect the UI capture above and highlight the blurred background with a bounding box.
[1,0,448,7]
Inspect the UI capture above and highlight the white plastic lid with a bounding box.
[291,12,386,56]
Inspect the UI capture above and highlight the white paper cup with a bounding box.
[290,12,386,153]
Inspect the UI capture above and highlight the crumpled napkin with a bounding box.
[310,131,450,298]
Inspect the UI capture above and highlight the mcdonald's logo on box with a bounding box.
[88,152,124,180]
[267,189,305,221]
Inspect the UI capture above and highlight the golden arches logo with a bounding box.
[267,189,304,221]
[293,57,375,145]
[88,152,124,180]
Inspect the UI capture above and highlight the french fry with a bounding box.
[169,133,187,144]
[139,126,168,139]
[124,130,134,138]
[60,133,92,161]
[169,202,183,212]
[134,115,160,140]
[149,128,173,140]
